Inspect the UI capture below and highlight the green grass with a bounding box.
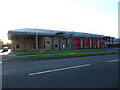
[14,49,103,56]
[14,52,40,56]
[13,51,120,61]
[44,49,103,54]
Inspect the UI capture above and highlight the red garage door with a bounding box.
[100,40,105,48]
[93,39,98,48]
[73,38,80,49]
[84,39,90,49]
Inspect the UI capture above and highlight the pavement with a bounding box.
[2,54,120,88]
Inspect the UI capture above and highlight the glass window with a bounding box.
[55,44,58,48]
[46,37,49,40]
[47,42,50,44]
[16,45,20,49]
[12,36,19,40]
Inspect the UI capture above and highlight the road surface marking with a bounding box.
[29,64,91,76]
[106,59,119,63]
[70,53,76,54]
[0,62,2,64]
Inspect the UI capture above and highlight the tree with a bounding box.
[0,39,3,49]
[2,42,11,49]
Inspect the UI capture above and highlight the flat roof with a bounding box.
[8,28,107,38]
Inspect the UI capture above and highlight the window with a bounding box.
[46,37,49,40]
[30,37,34,40]
[12,36,19,40]
[62,45,65,48]
[24,37,31,40]
[47,42,50,44]
[16,45,20,49]
[55,44,58,48]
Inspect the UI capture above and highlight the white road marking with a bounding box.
[0,62,2,64]
[106,59,119,63]
[29,64,91,76]
[70,53,76,54]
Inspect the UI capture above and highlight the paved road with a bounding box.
[2,54,119,88]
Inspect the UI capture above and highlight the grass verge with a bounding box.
[12,52,120,61]
[14,52,40,56]
[14,49,103,56]
[44,49,103,54]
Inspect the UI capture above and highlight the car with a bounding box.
[1,47,8,53]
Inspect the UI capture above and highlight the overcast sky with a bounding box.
[0,0,119,43]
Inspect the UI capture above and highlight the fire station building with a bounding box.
[8,28,112,52]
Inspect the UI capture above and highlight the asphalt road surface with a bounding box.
[2,54,120,88]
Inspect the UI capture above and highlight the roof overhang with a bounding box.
[8,28,105,38]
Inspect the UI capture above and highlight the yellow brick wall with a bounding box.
[11,35,35,51]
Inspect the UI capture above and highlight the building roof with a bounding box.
[8,28,107,38]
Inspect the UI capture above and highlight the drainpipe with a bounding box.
[98,39,100,48]
[66,38,68,49]
[112,38,114,45]
[51,37,54,50]
[24,35,27,51]
[35,29,39,50]
[81,38,83,49]
[43,36,46,49]
[59,37,61,50]
[90,38,92,48]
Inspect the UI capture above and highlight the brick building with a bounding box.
[8,28,113,52]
